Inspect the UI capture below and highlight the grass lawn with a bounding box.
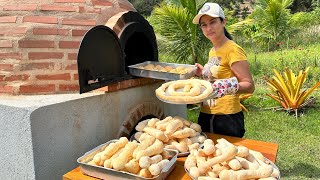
[187,86,320,180]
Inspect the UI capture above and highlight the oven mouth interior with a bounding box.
[124,31,155,73]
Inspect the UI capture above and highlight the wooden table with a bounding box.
[63,133,278,180]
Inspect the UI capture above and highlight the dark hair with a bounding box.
[219,17,233,40]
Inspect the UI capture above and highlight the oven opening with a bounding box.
[124,32,154,73]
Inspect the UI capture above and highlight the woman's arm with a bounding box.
[231,61,255,94]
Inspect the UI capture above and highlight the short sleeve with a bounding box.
[228,45,247,67]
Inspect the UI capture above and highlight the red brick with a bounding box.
[0,75,4,81]
[79,6,101,14]
[28,52,64,60]
[36,73,71,80]
[23,16,58,24]
[119,80,131,89]
[119,2,133,10]
[0,27,27,35]
[72,29,88,36]
[33,27,69,36]
[117,19,125,30]
[0,40,13,48]
[54,0,85,2]
[62,18,96,26]
[59,84,79,91]
[3,4,38,11]
[0,64,13,71]
[103,83,120,92]
[0,16,17,23]
[139,78,159,85]
[59,41,80,49]
[3,74,30,81]
[92,0,113,6]
[65,64,77,70]
[88,8,101,13]
[20,62,55,71]
[68,53,77,60]
[79,6,85,13]
[40,4,77,12]
[0,85,14,94]
[74,74,78,80]
[19,84,56,94]
[19,40,54,48]
[112,28,120,36]
[0,53,21,60]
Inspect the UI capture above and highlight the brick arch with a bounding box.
[105,10,149,36]
[117,102,165,138]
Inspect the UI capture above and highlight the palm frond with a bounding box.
[149,2,210,64]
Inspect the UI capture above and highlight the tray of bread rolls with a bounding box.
[77,137,179,180]
[130,116,207,157]
[128,61,197,80]
[184,138,280,180]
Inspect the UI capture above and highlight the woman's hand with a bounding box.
[195,63,203,77]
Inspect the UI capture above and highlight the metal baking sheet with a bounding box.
[128,61,197,80]
[130,132,208,157]
[184,157,280,180]
[77,139,178,180]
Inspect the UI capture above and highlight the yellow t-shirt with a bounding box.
[201,40,247,114]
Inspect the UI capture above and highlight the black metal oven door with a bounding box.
[77,25,128,94]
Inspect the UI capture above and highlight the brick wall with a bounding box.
[0,0,135,95]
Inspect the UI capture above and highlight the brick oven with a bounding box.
[0,0,136,95]
[0,1,187,180]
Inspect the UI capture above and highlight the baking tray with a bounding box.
[184,157,280,180]
[128,61,197,81]
[130,132,208,157]
[77,139,178,180]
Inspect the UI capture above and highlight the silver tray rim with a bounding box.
[77,139,179,180]
[128,61,197,81]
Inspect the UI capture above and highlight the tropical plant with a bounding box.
[128,0,163,16]
[240,94,253,113]
[266,67,320,116]
[289,0,315,13]
[252,0,294,50]
[148,0,210,64]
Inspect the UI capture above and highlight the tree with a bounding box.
[289,0,314,13]
[252,0,294,50]
[148,0,210,64]
[128,0,163,16]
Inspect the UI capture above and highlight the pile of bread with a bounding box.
[185,138,280,180]
[134,116,206,153]
[89,136,172,178]
[137,64,192,74]
[87,116,280,180]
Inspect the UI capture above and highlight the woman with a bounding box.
[193,3,255,137]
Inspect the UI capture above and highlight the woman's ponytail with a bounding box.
[224,27,233,40]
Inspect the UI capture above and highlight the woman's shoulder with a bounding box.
[225,40,246,53]
[226,40,242,48]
